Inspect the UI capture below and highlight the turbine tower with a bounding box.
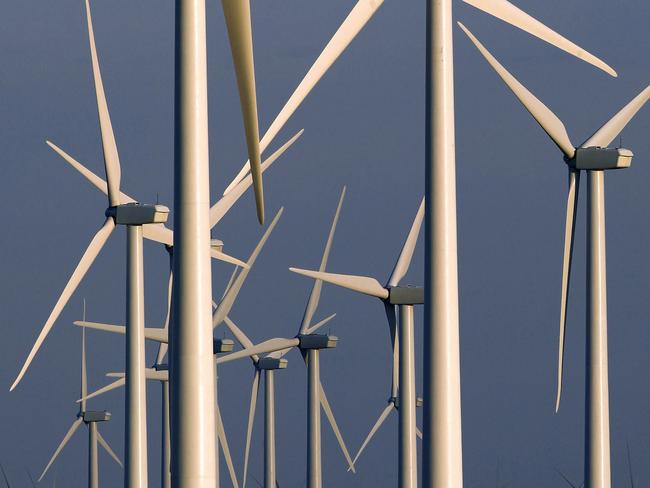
[459,22,649,488]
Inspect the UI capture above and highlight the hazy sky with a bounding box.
[0,0,649,486]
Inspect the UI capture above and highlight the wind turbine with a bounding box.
[290,197,424,488]
[459,21,650,488]
[11,2,170,486]
[423,1,617,485]
[39,327,122,487]
[214,188,346,488]
[217,187,355,488]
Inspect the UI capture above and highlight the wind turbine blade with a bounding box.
[74,321,125,335]
[81,327,88,413]
[46,141,136,204]
[26,468,37,488]
[78,377,125,403]
[96,429,123,467]
[290,268,388,299]
[106,369,168,381]
[211,130,303,228]
[384,303,399,398]
[38,418,83,481]
[213,208,283,327]
[458,22,575,159]
[74,321,167,343]
[416,427,422,440]
[223,0,383,194]
[349,403,394,470]
[462,0,617,77]
[215,405,240,488]
[556,169,580,412]
[217,338,300,365]
[305,313,337,335]
[11,218,115,391]
[222,267,241,299]
[242,369,260,488]
[580,85,650,148]
[555,469,579,488]
[156,269,173,365]
[319,383,355,473]
[223,316,258,362]
[84,0,121,207]
[387,197,424,287]
[142,224,174,247]
[210,248,249,269]
[300,187,346,333]
[221,0,263,224]
[0,462,11,488]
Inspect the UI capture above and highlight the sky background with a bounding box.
[0,0,649,486]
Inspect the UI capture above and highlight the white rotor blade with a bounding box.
[106,369,168,381]
[387,197,424,287]
[581,85,650,149]
[416,427,422,440]
[217,338,299,365]
[78,377,125,403]
[300,187,346,333]
[38,418,83,481]
[223,316,258,363]
[242,369,261,488]
[213,208,283,327]
[96,429,123,467]
[81,327,88,413]
[222,0,263,224]
[223,0,383,194]
[462,0,616,77]
[74,321,167,343]
[349,402,394,470]
[290,268,388,300]
[215,404,240,488]
[11,218,115,391]
[84,0,121,207]
[556,168,580,412]
[458,22,575,159]
[319,383,356,473]
[211,130,303,228]
[142,224,173,247]
[210,248,249,269]
[305,313,337,335]
[46,141,135,204]
[74,321,125,335]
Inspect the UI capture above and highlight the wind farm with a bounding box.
[0,0,648,487]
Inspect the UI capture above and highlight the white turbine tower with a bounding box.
[459,21,649,488]
[290,197,424,488]
[39,327,122,487]
[218,188,355,488]
[423,1,617,485]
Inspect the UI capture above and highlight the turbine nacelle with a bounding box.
[567,147,633,170]
[213,338,235,354]
[257,357,288,370]
[80,410,111,423]
[105,203,169,225]
[298,334,338,350]
[388,285,424,305]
